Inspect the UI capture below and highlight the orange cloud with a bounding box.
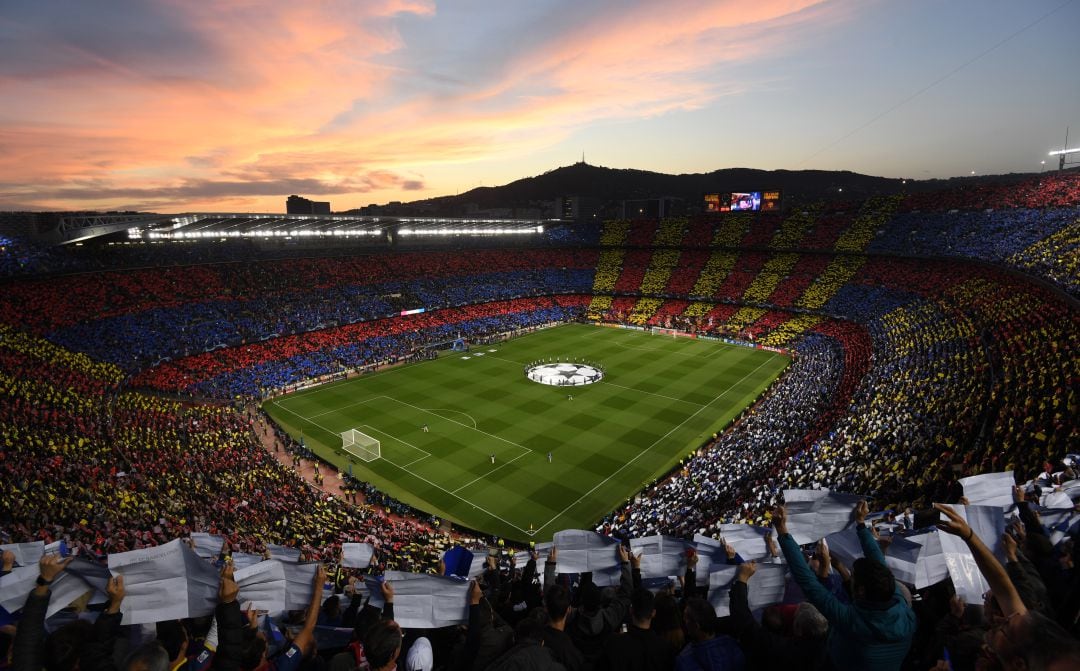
[0,0,845,212]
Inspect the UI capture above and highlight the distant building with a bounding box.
[621,197,684,219]
[553,196,603,221]
[286,195,331,215]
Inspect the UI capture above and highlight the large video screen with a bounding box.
[729,192,762,211]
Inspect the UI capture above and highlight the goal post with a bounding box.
[341,428,381,462]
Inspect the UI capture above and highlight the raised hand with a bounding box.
[218,563,239,603]
[38,554,74,584]
[933,503,973,542]
[853,499,869,524]
[771,506,788,535]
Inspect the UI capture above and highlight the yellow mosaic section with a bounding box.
[640,248,680,295]
[1007,217,1079,291]
[0,370,102,415]
[724,306,768,332]
[794,255,864,310]
[758,315,823,347]
[0,324,125,385]
[628,298,664,325]
[587,248,625,317]
[654,217,686,247]
[834,195,903,252]
[712,213,753,247]
[682,301,715,319]
[688,250,738,298]
[878,299,976,358]
[769,205,822,249]
[741,252,800,303]
[599,219,632,246]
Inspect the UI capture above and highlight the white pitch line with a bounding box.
[531,355,779,534]
[273,398,528,534]
[384,396,533,455]
[307,395,384,419]
[376,455,529,534]
[422,407,479,429]
[357,424,431,459]
[597,380,705,407]
[272,353,449,402]
[400,454,430,469]
[451,450,531,494]
[271,399,347,439]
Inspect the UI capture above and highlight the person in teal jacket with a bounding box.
[771,500,916,671]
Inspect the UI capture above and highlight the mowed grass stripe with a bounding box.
[263,323,789,541]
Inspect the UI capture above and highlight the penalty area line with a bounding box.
[273,400,527,534]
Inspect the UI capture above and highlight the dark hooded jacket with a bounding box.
[779,526,916,671]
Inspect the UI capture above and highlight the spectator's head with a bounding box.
[353,603,384,641]
[514,611,548,644]
[683,597,718,641]
[852,557,895,603]
[579,580,602,612]
[403,637,433,671]
[982,610,1080,671]
[761,605,787,634]
[363,620,403,671]
[155,620,189,662]
[652,592,683,639]
[123,641,170,671]
[629,587,656,627]
[792,602,828,639]
[544,583,571,624]
[322,593,341,619]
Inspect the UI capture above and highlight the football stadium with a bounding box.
[2,2,1080,670]
[2,173,1078,670]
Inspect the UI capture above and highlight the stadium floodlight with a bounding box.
[1048,146,1080,170]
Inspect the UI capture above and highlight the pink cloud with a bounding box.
[0,0,847,212]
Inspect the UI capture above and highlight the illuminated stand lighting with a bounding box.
[1048,147,1080,171]
[397,225,544,236]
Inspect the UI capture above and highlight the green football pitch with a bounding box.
[263,323,789,542]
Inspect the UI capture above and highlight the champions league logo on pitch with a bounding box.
[525,361,604,387]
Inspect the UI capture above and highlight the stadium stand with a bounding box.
[0,175,1078,670]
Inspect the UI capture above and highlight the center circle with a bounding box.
[525,361,604,387]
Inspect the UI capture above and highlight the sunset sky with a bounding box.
[1,0,1078,213]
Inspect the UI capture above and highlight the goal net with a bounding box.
[341,429,380,462]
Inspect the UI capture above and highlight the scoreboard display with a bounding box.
[704,190,781,212]
[729,192,761,211]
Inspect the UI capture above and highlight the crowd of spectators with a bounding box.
[0,249,599,372]
[133,297,589,398]
[899,170,1080,211]
[871,207,1079,297]
[11,470,1077,671]
[0,235,84,277]
[599,328,849,538]
[0,179,1077,670]
[603,252,1075,544]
